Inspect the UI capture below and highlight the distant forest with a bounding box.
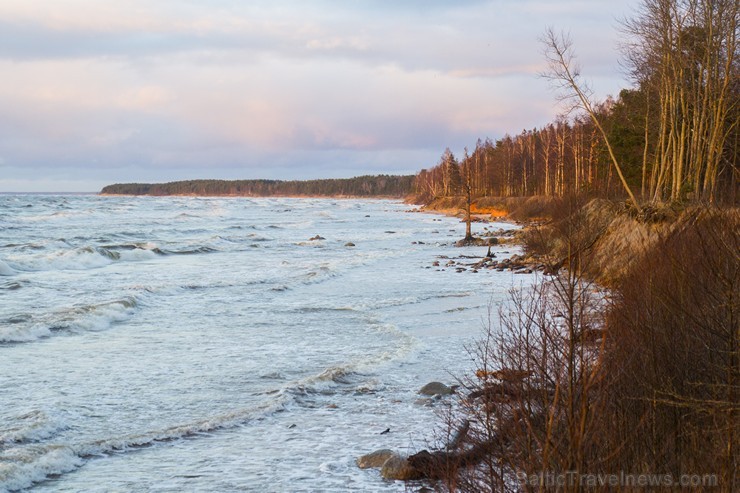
[100,175,414,198]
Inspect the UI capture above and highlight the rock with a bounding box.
[344,242,355,247]
[414,397,434,406]
[309,235,325,241]
[357,449,395,469]
[418,382,454,396]
[455,237,496,247]
[380,454,421,480]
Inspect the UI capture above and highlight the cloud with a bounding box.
[0,0,642,191]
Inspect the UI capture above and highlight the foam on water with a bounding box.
[0,445,84,493]
[0,195,531,492]
[4,247,126,272]
[0,410,69,446]
[0,296,140,343]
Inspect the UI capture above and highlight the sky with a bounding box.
[0,0,642,192]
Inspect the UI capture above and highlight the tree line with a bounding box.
[414,0,738,206]
[100,175,415,198]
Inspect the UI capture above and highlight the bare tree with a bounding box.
[541,28,642,213]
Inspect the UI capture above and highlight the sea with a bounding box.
[0,195,531,492]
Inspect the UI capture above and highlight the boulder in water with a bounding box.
[418,382,454,396]
[344,242,356,247]
[380,453,421,480]
[356,449,395,469]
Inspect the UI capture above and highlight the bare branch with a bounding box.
[541,27,642,212]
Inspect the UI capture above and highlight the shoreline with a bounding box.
[1,196,504,491]
[414,199,549,275]
[98,193,409,199]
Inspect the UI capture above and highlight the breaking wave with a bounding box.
[0,399,287,492]
[0,296,140,343]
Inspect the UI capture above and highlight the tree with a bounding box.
[541,28,643,213]
[621,0,738,203]
[462,148,474,241]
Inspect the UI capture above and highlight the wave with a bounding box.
[0,399,287,492]
[282,321,416,400]
[0,260,16,276]
[0,410,69,446]
[4,245,159,273]
[0,281,23,290]
[0,296,140,343]
[349,290,475,311]
[2,236,256,274]
[0,445,84,492]
[19,210,86,222]
[246,233,274,242]
[0,320,415,490]
[288,306,356,314]
[160,246,217,255]
[157,235,251,255]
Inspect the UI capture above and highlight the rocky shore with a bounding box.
[354,206,543,488]
[357,381,460,482]
[356,197,728,489]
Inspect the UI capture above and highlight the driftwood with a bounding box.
[446,419,470,450]
[467,381,522,402]
[474,368,530,382]
[401,418,507,480]
[407,439,499,480]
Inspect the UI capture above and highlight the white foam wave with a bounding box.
[19,210,85,222]
[0,410,68,445]
[350,291,474,311]
[284,322,416,398]
[0,297,139,343]
[0,324,54,343]
[0,445,83,492]
[58,298,138,332]
[5,247,112,272]
[116,248,159,262]
[5,244,160,273]
[0,399,287,492]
